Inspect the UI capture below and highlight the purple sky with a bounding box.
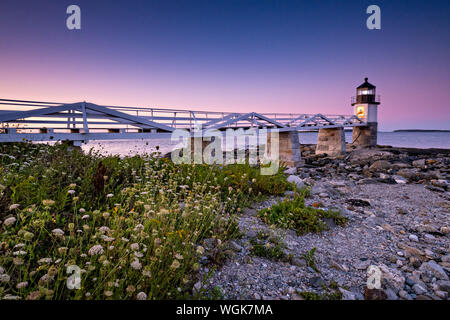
[0,0,449,131]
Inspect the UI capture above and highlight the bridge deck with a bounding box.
[0,98,366,143]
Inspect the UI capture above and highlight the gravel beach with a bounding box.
[201,145,450,300]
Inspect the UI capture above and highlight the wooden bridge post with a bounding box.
[315,127,346,156]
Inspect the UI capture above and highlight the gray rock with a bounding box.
[419,261,449,280]
[284,167,297,175]
[309,276,325,288]
[322,217,336,229]
[436,280,450,293]
[348,149,394,163]
[354,259,371,270]
[385,288,399,300]
[412,283,427,295]
[399,290,413,300]
[291,257,306,267]
[369,160,392,171]
[434,290,448,299]
[228,241,243,252]
[412,159,426,168]
[287,175,305,190]
[379,263,405,292]
[408,234,419,242]
[283,191,296,198]
[393,175,407,184]
[338,288,357,300]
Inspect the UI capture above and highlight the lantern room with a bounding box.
[351,77,380,123]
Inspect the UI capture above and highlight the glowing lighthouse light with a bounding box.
[351,77,380,123]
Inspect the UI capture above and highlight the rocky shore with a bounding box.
[201,145,450,300]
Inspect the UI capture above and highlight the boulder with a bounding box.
[412,159,426,168]
[379,263,405,292]
[287,175,305,190]
[348,149,394,164]
[369,160,392,171]
[419,261,449,280]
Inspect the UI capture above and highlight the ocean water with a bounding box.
[82,131,450,157]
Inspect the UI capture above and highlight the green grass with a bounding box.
[250,236,287,261]
[257,189,348,235]
[0,142,290,300]
[303,247,320,273]
[297,280,342,300]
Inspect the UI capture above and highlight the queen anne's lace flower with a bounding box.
[9,204,20,210]
[3,217,16,227]
[88,245,104,256]
[131,259,142,270]
[52,228,64,236]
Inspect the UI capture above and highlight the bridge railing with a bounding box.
[0,98,366,139]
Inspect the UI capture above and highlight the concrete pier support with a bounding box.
[352,123,377,148]
[315,127,346,156]
[267,131,303,168]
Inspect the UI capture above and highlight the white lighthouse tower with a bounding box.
[351,77,380,147]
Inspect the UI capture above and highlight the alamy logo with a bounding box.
[366,5,381,30]
[66,5,81,30]
[366,265,382,289]
[170,125,280,175]
[66,265,81,289]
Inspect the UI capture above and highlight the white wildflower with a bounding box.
[38,258,52,264]
[130,259,142,270]
[16,281,28,289]
[51,228,64,236]
[196,246,205,255]
[99,226,110,234]
[9,204,20,210]
[102,235,115,242]
[130,243,139,251]
[4,217,16,227]
[0,274,10,283]
[88,245,104,256]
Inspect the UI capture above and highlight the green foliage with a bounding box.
[0,142,287,300]
[257,189,348,235]
[303,247,319,273]
[298,289,342,300]
[250,236,287,261]
[297,279,343,300]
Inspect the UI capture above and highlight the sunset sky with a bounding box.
[0,0,449,131]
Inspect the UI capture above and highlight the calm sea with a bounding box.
[82,131,450,157]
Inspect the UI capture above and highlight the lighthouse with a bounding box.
[351,77,380,147]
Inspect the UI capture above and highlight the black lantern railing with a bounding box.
[351,95,381,104]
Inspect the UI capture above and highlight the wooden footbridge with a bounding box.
[0,98,366,144]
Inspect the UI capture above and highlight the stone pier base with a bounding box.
[315,127,346,156]
[352,123,377,148]
[267,131,303,168]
